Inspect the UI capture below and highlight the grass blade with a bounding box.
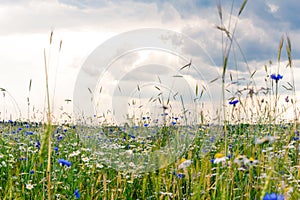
[216,25,231,39]
[179,59,192,71]
[59,40,62,52]
[173,75,183,78]
[50,31,53,44]
[238,0,248,16]
[250,70,256,78]
[157,75,161,84]
[29,79,32,92]
[88,87,92,94]
[210,77,219,83]
[286,35,292,67]
[217,3,222,20]
[278,35,284,62]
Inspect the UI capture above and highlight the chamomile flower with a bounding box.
[255,136,277,144]
[26,183,34,190]
[82,157,89,162]
[285,187,293,197]
[178,159,192,169]
[1,161,7,167]
[159,191,173,198]
[69,150,81,157]
[212,153,228,164]
[234,155,247,165]
[244,157,259,166]
[96,163,104,169]
[125,150,133,156]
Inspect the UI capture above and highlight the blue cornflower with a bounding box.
[263,192,284,200]
[172,172,185,179]
[270,74,283,82]
[229,99,239,106]
[74,189,80,199]
[129,134,136,139]
[294,131,299,141]
[30,170,35,174]
[54,146,59,154]
[35,140,41,149]
[144,123,149,127]
[56,135,63,142]
[176,173,185,178]
[25,131,34,136]
[285,96,289,103]
[58,159,71,167]
[172,121,177,126]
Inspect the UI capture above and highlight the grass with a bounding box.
[0,0,300,199]
[0,121,299,199]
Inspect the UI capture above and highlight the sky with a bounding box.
[0,0,300,124]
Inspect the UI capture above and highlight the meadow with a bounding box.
[0,120,299,199]
[0,1,300,199]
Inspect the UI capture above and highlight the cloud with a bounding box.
[1,0,300,121]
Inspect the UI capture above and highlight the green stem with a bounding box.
[44,48,52,200]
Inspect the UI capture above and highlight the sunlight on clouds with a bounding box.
[0,0,300,123]
[266,2,279,14]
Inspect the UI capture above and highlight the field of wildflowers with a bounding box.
[0,113,299,199]
[0,0,300,199]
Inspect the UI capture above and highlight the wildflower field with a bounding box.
[0,119,299,199]
[1,1,300,200]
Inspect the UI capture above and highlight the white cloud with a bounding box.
[266,3,279,13]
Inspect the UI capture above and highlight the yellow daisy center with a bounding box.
[215,153,225,159]
[249,157,255,161]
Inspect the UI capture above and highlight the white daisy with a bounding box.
[26,183,34,190]
[244,157,259,166]
[96,163,104,169]
[178,159,192,169]
[255,136,277,144]
[82,157,90,162]
[213,153,228,164]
